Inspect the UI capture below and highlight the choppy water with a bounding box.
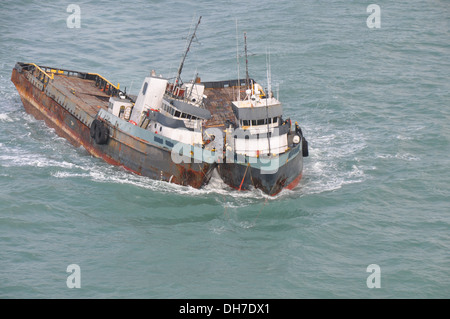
[0,0,449,298]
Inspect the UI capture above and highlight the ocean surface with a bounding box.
[0,0,449,298]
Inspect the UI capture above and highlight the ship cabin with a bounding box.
[107,73,211,147]
[230,82,290,158]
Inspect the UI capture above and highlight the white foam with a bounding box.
[293,126,371,195]
[396,134,413,141]
[52,171,90,178]
[0,152,81,169]
[0,113,13,122]
[376,152,420,161]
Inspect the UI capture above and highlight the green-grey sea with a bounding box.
[0,0,449,298]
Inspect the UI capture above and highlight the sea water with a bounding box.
[0,0,449,298]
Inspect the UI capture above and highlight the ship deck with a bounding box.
[51,74,111,117]
[202,79,247,130]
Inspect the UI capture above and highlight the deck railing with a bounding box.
[17,62,128,98]
[20,63,55,88]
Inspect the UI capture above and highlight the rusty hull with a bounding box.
[217,145,303,196]
[11,64,213,189]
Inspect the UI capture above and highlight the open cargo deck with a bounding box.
[202,79,249,130]
[50,74,111,117]
[17,63,123,121]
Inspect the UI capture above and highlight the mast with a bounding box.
[174,16,202,89]
[266,48,272,99]
[265,49,272,155]
[235,19,241,101]
[244,32,249,89]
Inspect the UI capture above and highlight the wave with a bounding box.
[376,152,421,161]
[0,150,83,169]
[51,164,270,207]
[0,113,13,122]
[297,124,371,195]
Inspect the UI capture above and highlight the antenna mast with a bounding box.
[175,16,202,88]
[265,48,272,155]
[266,48,272,98]
[235,19,241,101]
[244,32,249,89]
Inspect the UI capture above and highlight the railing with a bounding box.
[17,62,128,98]
[86,73,121,97]
[202,78,253,89]
[20,63,54,88]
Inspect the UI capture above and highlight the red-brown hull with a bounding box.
[11,65,213,189]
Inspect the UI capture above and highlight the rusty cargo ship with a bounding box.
[11,61,308,195]
[11,60,309,195]
[10,21,308,195]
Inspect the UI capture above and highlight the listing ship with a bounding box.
[11,61,219,188]
[10,18,308,195]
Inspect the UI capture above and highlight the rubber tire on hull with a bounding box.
[302,138,309,157]
[95,121,109,145]
[90,119,109,145]
[90,119,99,138]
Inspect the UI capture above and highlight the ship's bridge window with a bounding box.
[174,110,181,117]
[242,117,282,126]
